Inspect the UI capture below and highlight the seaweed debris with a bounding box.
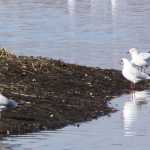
[0,48,147,135]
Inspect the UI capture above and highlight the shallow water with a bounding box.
[1,90,150,150]
[1,0,150,149]
[0,0,150,68]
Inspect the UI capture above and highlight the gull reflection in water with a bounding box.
[110,0,119,16]
[123,90,150,136]
[67,0,76,16]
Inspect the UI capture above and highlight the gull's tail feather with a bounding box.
[147,75,150,80]
[144,73,150,80]
[137,71,150,80]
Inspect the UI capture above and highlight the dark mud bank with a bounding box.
[0,49,148,136]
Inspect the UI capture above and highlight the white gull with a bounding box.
[128,48,150,71]
[0,94,17,118]
[121,58,150,89]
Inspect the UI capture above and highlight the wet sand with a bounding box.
[0,48,148,136]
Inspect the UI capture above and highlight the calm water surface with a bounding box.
[0,0,150,149]
[0,0,150,68]
[2,90,150,150]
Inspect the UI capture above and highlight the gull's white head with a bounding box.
[128,48,138,55]
[121,58,132,70]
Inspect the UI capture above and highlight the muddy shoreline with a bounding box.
[0,48,148,136]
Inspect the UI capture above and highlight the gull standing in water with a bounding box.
[121,58,150,90]
[128,48,150,71]
[0,94,17,119]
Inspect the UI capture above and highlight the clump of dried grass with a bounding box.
[0,48,15,58]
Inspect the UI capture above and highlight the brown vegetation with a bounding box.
[0,48,147,136]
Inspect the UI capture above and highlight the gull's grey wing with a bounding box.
[140,53,150,61]
[136,71,150,80]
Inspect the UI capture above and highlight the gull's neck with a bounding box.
[131,51,139,59]
[123,60,133,70]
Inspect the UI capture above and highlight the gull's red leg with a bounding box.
[130,83,133,100]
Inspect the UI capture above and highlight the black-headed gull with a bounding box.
[121,58,150,89]
[128,48,150,71]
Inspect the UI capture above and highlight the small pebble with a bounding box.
[87,82,93,87]
[62,99,65,103]
[32,78,36,82]
[22,65,27,69]
[104,76,112,80]
[84,73,88,77]
[76,124,80,127]
[75,91,80,94]
[50,114,54,118]
[26,101,31,104]
[22,72,26,75]
[89,92,93,96]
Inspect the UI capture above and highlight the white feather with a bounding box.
[122,58,150,83]
[129,48,150,67]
